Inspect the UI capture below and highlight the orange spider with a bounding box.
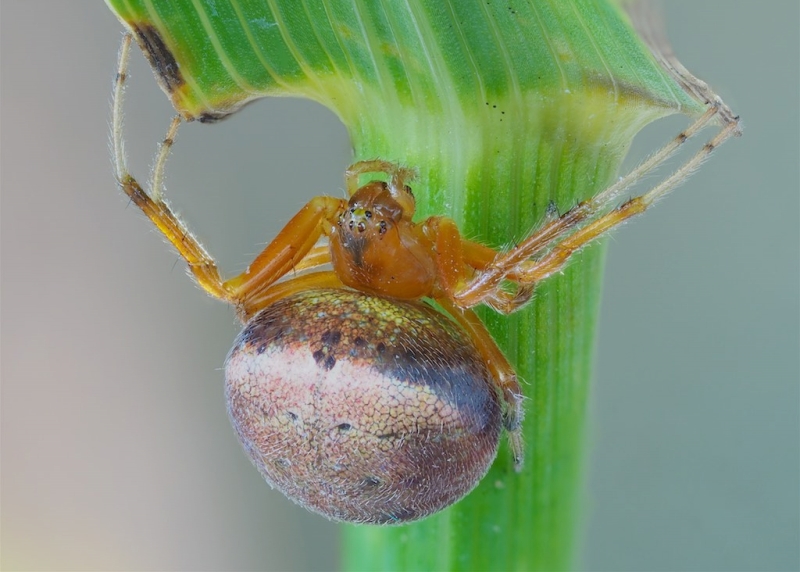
[112,34,739,523]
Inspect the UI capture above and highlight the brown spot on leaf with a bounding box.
[130,23,184,95]
[198,111,229,124]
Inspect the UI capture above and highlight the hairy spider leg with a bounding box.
[221,195,345,308]
[417,215,526,467]
[113,33,339,321]
[236,270,346,318]
[453,101,741,310]
[514,117,742,287]
[437,297,525,470]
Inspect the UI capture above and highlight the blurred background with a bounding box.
[1,1,797,570]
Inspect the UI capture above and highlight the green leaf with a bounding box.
[105,0,712,569]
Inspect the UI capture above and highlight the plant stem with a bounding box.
[340,92,657,570]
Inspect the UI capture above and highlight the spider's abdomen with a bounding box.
[224,288,501,524]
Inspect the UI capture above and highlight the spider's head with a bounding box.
[331,178,434,297]
[339,180,415,241]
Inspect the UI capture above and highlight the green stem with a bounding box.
[340,92,654,570]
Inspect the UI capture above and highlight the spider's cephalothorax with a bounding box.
[332,179,437,300]
[111,32,739,523]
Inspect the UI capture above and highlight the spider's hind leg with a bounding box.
[438,298,526,471]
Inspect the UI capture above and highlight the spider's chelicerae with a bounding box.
[112,34,739,524]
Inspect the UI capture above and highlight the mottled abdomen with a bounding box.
[224,289,501,524]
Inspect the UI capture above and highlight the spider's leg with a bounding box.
[236,271,345,321]
[438,297,525,471]
[512,117,741,289]
[419,216,524,455]
[222,195,344,317]
[113,33,342,322]
[113,33,230,303]
[454,101,741,309]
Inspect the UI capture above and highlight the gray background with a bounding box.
[2,1,797,570]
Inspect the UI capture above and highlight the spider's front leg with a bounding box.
[452,102,741,312]
[222,195,346,319]
[113,33,346,322]
[113,35,230,304]
[119,136,345,321]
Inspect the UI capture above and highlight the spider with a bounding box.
[112,34,739,523]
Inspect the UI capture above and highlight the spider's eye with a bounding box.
[365,210,372,219]
[404,185,413,197]
[379,220,387,234]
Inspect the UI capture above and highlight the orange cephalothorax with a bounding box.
[330,180,437,300]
